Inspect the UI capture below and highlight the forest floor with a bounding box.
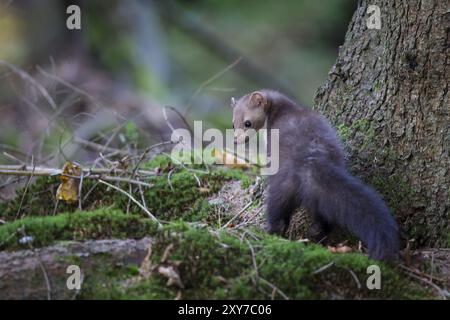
[0,157,449,299]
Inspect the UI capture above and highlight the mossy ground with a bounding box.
[0,157,436,299]
[76,220,433,300]
[0,209,157,251]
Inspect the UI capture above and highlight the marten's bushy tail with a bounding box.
[303,161,399,261]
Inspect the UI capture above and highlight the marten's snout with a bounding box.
[233,133,239,144]
[233,128,250,145]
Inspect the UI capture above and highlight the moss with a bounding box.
[0,155,434,299]
[183,199,215,223]
[370,174,413,212]
[2,212,429,299]
[95,223,432,300]
[0,209,157,251]
[0,175,110,220]
[0,160,253,222]
[108,168,227,221]
[374,80,381,92]
[337,123,351,140]
[77,258,152,300]
[103,278,176,300]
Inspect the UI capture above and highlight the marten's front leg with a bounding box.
[266,176,298,235]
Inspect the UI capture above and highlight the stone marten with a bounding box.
[231,89,399,261]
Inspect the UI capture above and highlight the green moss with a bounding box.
[4,213,428,299]
[103,278,176,300]
[337,119,376,151]
[374,80,381,92]
[131,170,225,220]
[0,160,253,222]
[183,199,214,223]
[0,175,109,220]
[337,123,351,140]
[0,209,157,251]
[0,155,434,299]
[93,223,432,300]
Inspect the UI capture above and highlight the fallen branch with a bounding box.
[0,164,157,190]
[0,165,155,177]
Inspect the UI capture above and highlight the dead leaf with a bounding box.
[213,149,251,168]
[327,244,353,254]
[158,265,184,288]
[56,161,81,203]
[198,187,211,194]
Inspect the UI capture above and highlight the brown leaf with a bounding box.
[214,149,251,168]
[198,187,211,194]
[327,245,353,254]
[56,161,81,203]
[158,265,184,289]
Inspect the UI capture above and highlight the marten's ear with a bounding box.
[249,91,268,110]
[230,97,236,108]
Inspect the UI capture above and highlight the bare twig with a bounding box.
[0,165,156,177]
[15,158,36,220]
[183,57,242,116]
[402,269,448,299]
[78,171,84,211]
[98,179,161,227]
[399,264,446,283]
[258,277,290,300]
[0,60,58,110]
[346,268,362,289]
[73,136,132,156]
[221,200,254,229]
[37,66,102,110]
[131,141,175,177]
[312,261,335,275]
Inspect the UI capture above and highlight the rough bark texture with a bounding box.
[314,0,449,247]
[0,238,151,300]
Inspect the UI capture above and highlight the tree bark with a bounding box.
[314,0,449,247]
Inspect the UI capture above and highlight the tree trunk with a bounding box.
[314,0,449,247]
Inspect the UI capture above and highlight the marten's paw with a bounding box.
[308,223,329,244]
[266,220,287,235]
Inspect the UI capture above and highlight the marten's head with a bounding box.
[231,91,269,144]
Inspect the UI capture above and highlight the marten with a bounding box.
[231,89,399,261]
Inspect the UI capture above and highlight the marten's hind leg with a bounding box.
[301,195,334,243]
[309,215,333,243]
[266,177,298,235]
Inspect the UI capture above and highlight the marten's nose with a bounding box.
[234,131,240,143]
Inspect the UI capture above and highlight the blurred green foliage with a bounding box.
[0,0,355,162]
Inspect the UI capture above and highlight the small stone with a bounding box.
[18,236,33,244]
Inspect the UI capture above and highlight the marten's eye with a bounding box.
[244,121,252,128]
[232,124,235,129]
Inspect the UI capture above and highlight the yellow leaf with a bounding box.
[198,187,211,194]
[56,161,81,203]
[213,149,251,168]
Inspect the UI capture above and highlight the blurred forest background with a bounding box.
[0,0,356,199]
